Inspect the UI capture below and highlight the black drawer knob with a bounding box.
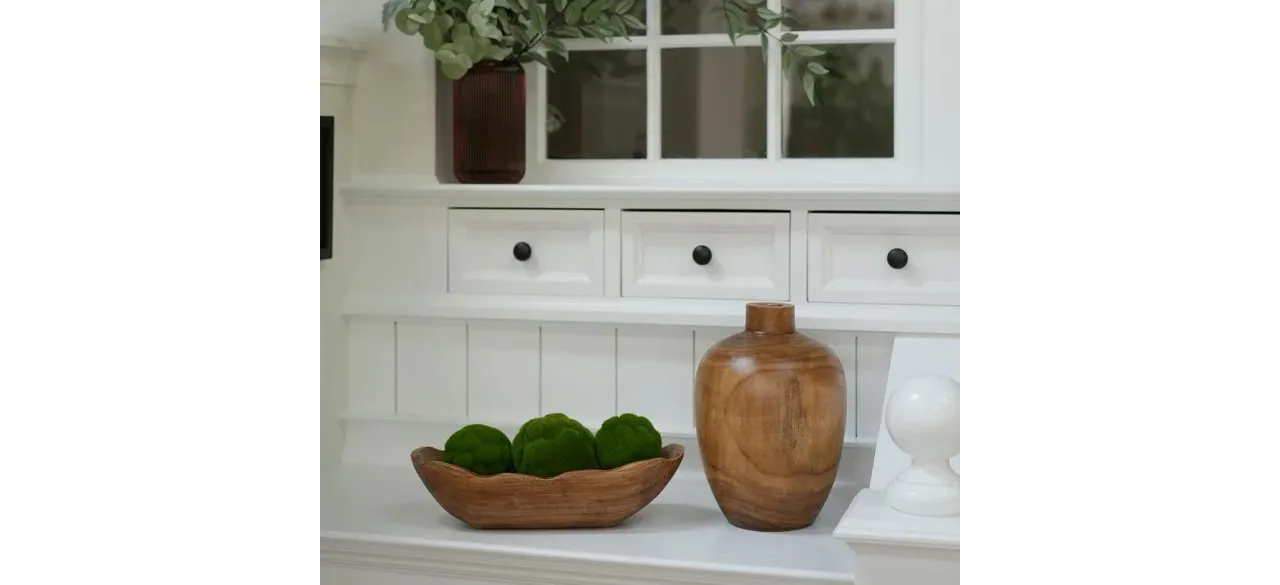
[692,245,713,266]
[887,248,908,269]
[513,242,532,262]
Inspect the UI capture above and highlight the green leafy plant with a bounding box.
[711,0,831,105]
[381,0,647,80]
[595,413,662,469]
[441,423,515,475]
[511,413,600,478]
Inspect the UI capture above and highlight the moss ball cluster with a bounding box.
[439,412,664,478]
[595,413,663,470]
[441,423,514,475]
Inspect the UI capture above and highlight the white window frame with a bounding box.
[522,0,922,187]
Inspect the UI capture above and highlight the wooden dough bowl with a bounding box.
[410,444,685,529]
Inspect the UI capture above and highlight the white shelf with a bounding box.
[321,463,857,585]
[344,295,959,335]
[342,180,960,212]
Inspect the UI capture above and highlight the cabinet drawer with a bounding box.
[622,211,790,301]
[448,209,605,297]
[808,213,958,306]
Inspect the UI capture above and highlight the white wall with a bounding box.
[320,39,366,469]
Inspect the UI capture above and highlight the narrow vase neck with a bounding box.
[745,303,796,334]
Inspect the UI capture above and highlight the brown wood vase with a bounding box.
[410,444,684,529]
[452,60,526,184]
[695,303,847,531]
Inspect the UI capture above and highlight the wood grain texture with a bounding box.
[695,303,847,531]
[410,444,684,530]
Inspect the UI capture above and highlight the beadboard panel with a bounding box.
[616,326,697,433]
[347,320,396,416]
[855,334,896,439]
[396,321,468,420]
[541,324,617,429]
[348,319,893,441]
[466,322,542,425]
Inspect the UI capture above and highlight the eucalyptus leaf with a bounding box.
[542,36,568,56]
[554,0,567,11]
[441,58,471,79]
[807,62,829,75]
[525,51,555,72]
[583,0,609,23]
[531,3,548,33]
[421,21,446,49]
[554,27,584,37]
[802,71,816,106]
[756,7,778,20]
[407,11,428,23]
[566,0,587,25]
[486,44,514,61]
[780,32,798,43]
[620,14,644,31]
[394,10,420,34]
[381,0,414,31]
[793,45,825,58]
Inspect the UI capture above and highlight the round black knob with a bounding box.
[887,248,908,269]
[513,242,532,262]
[692,245,713,266]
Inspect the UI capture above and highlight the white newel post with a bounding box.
[833,336,960,585]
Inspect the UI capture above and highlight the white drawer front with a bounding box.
[448,209,605,297]
[622,211,790,301]
[808,213,959,306]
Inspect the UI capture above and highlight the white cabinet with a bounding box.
[447,209,606,297]
[808,213,959,306]
[620,211,790,301]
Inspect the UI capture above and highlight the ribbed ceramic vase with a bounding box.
[694,302,847,531]
[452,60,526,184]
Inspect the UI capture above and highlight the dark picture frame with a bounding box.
[321,116,335,260]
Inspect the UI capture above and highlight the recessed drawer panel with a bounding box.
[448,209,605,297]
[808,213,958,306]
[621,211,790,301]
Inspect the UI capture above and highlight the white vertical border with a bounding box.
[892,0,924,180]
[766,0,783,160]
[646,0,662,159]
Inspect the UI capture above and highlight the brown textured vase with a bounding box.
[695,302,847,531]
[452,60,526,184]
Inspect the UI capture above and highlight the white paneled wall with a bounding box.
[347,319,895,441]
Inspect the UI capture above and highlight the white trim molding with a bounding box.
[344,295,959,335]
[342,180,961,212]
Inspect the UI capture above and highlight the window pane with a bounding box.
[784,0,894,31]
[659,0,729,35]
[547,51,648,160]
[784,43,893,159]
[662,47,766,159]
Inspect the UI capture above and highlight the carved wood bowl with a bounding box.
[410,444,685,530]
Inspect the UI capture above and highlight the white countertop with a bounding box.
[321,463,858,584]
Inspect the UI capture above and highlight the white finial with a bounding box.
[884,375,960,517]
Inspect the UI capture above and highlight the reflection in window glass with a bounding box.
[659,0,730,35]
[547,51,648,160]
[783,0,894,31]
[785,43,894,158]
[661,47,766,159]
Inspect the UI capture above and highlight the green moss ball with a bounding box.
[441,424,514,475]
[595,413,663,469]
[511,413,599,478]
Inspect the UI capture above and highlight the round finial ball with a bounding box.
[885,375,960,461]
